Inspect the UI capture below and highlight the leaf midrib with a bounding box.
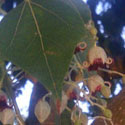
[27,1,59,97]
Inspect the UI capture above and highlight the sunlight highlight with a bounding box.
[96,1,112,15]
[121,26,125,48]
[82,0,88,3]
[97,20,104,33]
[78,101,90,113]
[0,15,4,21]
[88,118,94,125]
[16,80,33,118]
[114,83,122,95]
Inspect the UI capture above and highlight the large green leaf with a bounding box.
[0,0,93,97]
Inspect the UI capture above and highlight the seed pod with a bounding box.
[0,108,15,124]
[101,86,111,98]
[35,94,51,123]
[102,108,112,118]
[87,75,104,93]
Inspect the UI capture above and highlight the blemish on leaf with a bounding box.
[45,51,57,56]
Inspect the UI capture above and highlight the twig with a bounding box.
[10,90,25,125]
[7,66,21,72]
[42,92,52,101]
[85,95,105,110]
[64,81,105,110]
[73,55,84,73]
[5,75,25,125]
[89,95,98,101]
[12,71,24,81]
[91,116,114,125]
[66,106,71,112]
[98,68,125,77]
[104,119,108,125]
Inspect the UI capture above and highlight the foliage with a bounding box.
[0,0,94,98]
[0,0,124,125]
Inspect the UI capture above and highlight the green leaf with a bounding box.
[0,0,93,97]
[61,0,91,24]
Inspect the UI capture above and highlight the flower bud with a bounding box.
[0,108,15,124]
[87,75,104,93]
[83,46,113,71]
[35,94,51,123]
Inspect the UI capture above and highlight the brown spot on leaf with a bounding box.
[45,51,57,56]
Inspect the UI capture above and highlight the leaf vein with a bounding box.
[31,1,85,36]
[68,0,85,24]
[28,1,58,97]
[7,2,26,49]
[31,1,70,26]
